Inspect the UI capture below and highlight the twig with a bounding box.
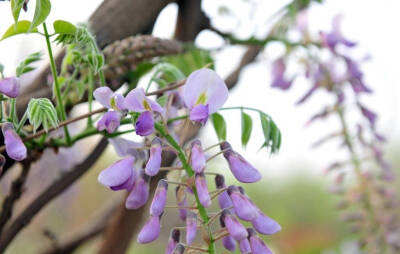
[0,160,32,234]
[0,138,108,252]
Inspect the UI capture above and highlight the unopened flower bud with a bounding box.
[195,173,211,207]
[138,214,162,243]
[145,138,162,176]
[190,140,206,173]
[2,123,27,161]
[186,211,197,245]
[150,179,168,216]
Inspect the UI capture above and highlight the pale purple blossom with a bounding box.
[222,235,236,252]
[2,122,27,161]
[125,87,163,113]
[138,215,161,243]
[97,111,121,134]
[126,171,149,209]
[98,156,135,191]
[251,210,281,235]
[190,140,206,173]
[195,173,211,208]
[145,138,162,176]
[221,210,248,241]
[228,185,258,221]
[319,15,356,51]
[248,228,273,254]
[135,111,155,136]
[186,211,197,245]
[239,238,251,254]
[271,58,293,90]
[0,77,20,98]
[150,179,168,216]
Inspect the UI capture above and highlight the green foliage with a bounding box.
[11,0,25,25]
[29,0,51,31]
[260,112,281,153]
[27,98,59,132]
[163,47,214,76]
[16,52,42,77]
[241,111,252,148]
[147,63,185,90]
[211,113,227,141]
[1,21,38,40]
[53,20,77,35]
[156,95,168,107]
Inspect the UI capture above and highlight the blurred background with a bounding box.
[0,0,399,253]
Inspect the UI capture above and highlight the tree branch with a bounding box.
[0,137,109,252]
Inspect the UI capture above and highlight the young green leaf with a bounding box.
[241,111,252,147]
[156,95,168,107]
[11,0,25,25]
[269,121,281,153]
[27,98,59,132]
[260,112,271,148]
[53,20,77,35]
[1,21,38,40]
[211,113,227,141]
[29,0,51,31]
[16,51,42,77]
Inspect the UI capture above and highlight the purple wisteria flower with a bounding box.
[0,77,20,98]
[248,228,273,254]
[145,138,162,176]
[239,238,251,254]
[135,111,155,136]
[319,15,356,51]
[344,57,372,94]
[183,68,228,124]
[190,140,206,173]
[2,122,27,161]
[221,210,248,241]
[98,156,135,191]
[165,229,180,254]
[228,185,258,221]
[215,174,233,210]
[186,211,197,245]
[150,180,168,216]
[94,86,125,111]
[251,210,281,235]
[195,173,211,207]
[220,142,261,183]
[125,87,164,113]
[271,58,293,90]
[359,104,377,127]
[126,171,149,209]
[222,235,236,252]
[97,111,121,134]
[137,214,161,243]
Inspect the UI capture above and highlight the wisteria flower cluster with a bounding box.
[96,69,281,253]
[269,8,400,252]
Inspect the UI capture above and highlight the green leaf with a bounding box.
[29,0,51,31]
[53,20,77,35]
[16,51,42,77]
[1,21,38,40]
[156,95,168,107]
[269,121,281,153]
[241,111,252,148]
[211,113,226,141]
[27,98,59,132]
[260,113,270,145]
[11,0,25,25]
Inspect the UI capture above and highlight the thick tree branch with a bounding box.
[0,137,109,252]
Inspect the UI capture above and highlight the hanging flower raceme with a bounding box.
[182,68,228,125]
[125,87,163,136]
[271,58,293,90]
[220,141,261,183]
[0,77,20,98]
[2,122,27,161]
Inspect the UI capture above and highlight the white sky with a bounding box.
[0,0,399,179]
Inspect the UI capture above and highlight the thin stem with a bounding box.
[210,187,228,201]
[164,180,188,187]
[206,149,230,162]
[146,79,186,96]
[204,142,224,152]
[154,123,216,254]
[220,106,271,119]
[167,114,188,124]
[87,71,94,126]
[42,23,71,145]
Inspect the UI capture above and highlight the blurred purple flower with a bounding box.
[222,235,236,252]
[94,87,125,111]
[221,210,248,241]
[344,57,372,94]
[150,179,168,216]
[183,69,228,124]
[320,15,356,51]
[251,210,281,235]
[2,123,27,161]
[190,140,206,173]
[248,228,273,254]
[97,111,121,134]
[215,174,233,210]
[186,211,197,245]
[228,185,258,221]
[220,142,261,183]
[145,138,162,176]
[271,58,293,90]
[135,111,155,136]
[126,171,149,209]
[195,173,211,207]
[165,229,180,254]
[138,215,161,243]
[97,156,135,191]
[0,77,20,98]
[239,238,252,254]
[359,104,377,127]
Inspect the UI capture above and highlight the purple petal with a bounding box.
[135,111,154,136]
[239,238,251,254]
[222,210,248,241]
[228,186,258,221]
[165,229,180,254]
[223,151,261,183]
[145,138,162,176]
[137,215,161,243]
[125,87,147,112]
[251,211,281,235]
[183,68,228,113]
[126,172,149,209]
[195,173,211,207]
[189,104,209,125]
[215,175,233,210]
[114,94,126,111]
[0,77,20,98]
[98,156,134,189]
[97,111,121,134]
[248,228,273,254]
[296,85,318,105]
[93,87,113,108]
[360,105,377,126]
[190,140,206,173]
[186,211,197,245]
[222,235,236,252]
[109,137,147,160]
[2,123,26,161]
[150,179,168,216]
